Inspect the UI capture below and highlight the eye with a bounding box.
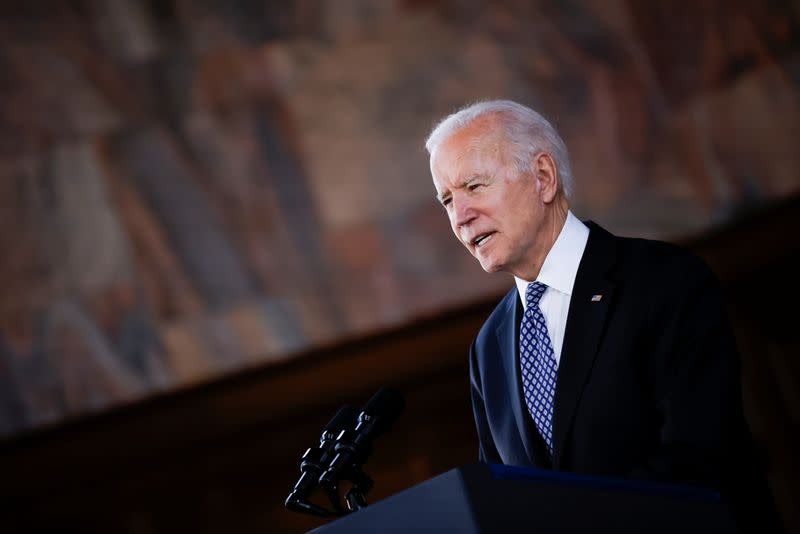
[441,197,452,208]
[468,182,484,192]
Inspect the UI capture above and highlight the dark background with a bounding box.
[0,1,798,532]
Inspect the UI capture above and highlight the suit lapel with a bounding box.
[494,291,541,465]
[552,222,618,468]
[496,288,552,468]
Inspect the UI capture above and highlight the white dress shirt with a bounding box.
[514,211,589,367]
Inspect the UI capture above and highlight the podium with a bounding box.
[310,463,737,533]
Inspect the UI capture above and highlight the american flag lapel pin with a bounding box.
[591,294,603,302]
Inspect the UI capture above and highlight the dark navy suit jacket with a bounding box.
[469,222,778,532]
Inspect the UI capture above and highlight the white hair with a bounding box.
[425,100,574,198]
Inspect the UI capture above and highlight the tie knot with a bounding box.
[525,281,548,307]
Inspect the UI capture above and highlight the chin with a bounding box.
[478,257,504,274]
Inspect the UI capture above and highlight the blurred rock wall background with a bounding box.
[1,0,798,437]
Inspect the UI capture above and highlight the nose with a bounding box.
[452,195,477,228]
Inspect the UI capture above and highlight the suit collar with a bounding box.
[552,221,618,467]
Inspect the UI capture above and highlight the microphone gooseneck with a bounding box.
[285,405,359,516]
[284,387,406,518]
[318,387,405,494]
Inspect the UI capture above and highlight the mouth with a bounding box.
[471,232,496,249]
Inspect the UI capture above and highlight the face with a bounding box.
[430,121,553,280]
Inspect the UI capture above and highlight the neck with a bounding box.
[517,196,569,281]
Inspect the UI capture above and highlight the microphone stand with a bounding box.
[317,465,374,514]
[285,411,377,517]
[343,466,373,512]
[285,405,359,517]
[285,388,404,518]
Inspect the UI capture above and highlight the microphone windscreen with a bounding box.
[362,387,405,423]
[324,405,359,434]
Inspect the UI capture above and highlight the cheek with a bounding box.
[449,219,460,239]
[447,215,455,231]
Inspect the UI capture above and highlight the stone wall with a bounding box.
[0,0,798,437]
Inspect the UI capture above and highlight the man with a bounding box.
[426,100,777,532]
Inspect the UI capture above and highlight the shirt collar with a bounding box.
[515,210,589,309]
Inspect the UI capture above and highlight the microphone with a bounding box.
[318,387,405,491]
[285,405,359,516]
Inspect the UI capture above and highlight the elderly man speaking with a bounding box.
[426,100,777,533]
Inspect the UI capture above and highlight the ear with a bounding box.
[531,152,559,204]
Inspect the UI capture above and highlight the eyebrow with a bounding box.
[435,174,486,203]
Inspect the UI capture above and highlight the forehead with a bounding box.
[431,118,507,179]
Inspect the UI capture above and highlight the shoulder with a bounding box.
[620,236,715,284]
[597,230,724,319]
[586,222,716,284]
[625,236,706,267]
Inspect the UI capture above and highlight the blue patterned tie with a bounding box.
[519,281,558,457]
